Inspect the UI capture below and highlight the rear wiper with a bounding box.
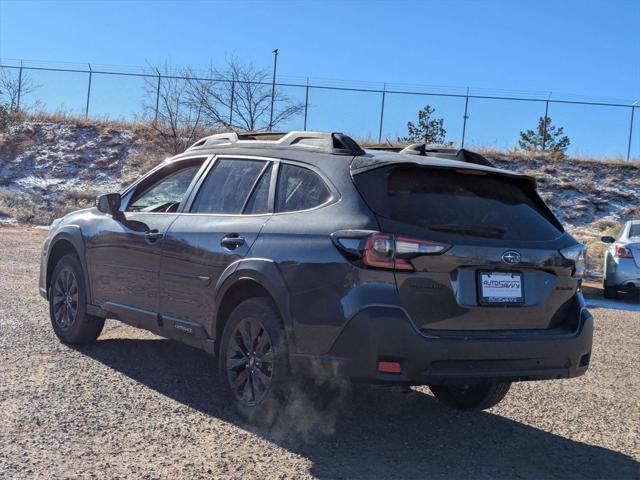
[429,224,507,238]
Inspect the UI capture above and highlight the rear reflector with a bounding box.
[378,361,402,374]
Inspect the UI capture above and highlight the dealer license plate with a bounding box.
[479,271,524,304]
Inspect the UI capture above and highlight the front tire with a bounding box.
[430,382,511,410]
[219,297,289,425]
[49,254,105,344]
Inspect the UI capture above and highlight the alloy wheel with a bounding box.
[226,317,274,406]
[52,268,78,330]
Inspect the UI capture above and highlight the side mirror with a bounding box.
[96,193,121,215]
[601,235,615,244]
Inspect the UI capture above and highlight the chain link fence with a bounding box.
[1,59,638,160]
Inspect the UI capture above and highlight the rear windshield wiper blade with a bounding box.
[428,224,508,238]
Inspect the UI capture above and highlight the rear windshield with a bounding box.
[354,166,563,241]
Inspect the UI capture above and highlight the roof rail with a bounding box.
[187,131,365,156]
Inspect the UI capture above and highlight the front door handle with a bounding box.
[145,230,164,243]
[221,234,245,250]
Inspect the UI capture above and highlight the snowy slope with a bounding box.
[1,119,638,276]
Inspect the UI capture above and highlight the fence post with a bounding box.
[229,80,235,127]
[268,49,278,132]
[541,94,551,152]
[303,77,309,131]
[16,61,23,111]
[627,103,637,162]
[154,69,161,125]
[85,63,92,119]
[378,83,386,144]
[461,87,470,148]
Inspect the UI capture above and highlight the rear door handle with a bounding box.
[145,230,164,243]
[221,234,245,250]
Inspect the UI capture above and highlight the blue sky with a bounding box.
[1,0,639,158]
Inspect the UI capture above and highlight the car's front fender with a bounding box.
[42,225,90,302]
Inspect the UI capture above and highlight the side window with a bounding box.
[127,162,203,212]
[191,159,266,214]
[276,164,332,212]
[244,164,273,214]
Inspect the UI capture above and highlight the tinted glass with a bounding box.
[276,164,331,212]
[191,159,265,214]
[355,166,563,241]
[244,165,272,214]
[628,224,640,239]
[128,165,201,212]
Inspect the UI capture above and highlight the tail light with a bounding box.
[334,231,449,272]
[614,245,633,259]
[559,244,586,279]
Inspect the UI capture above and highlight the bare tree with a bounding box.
[185,58,304,132]
[0,68,39,111]
[142,63,204,154]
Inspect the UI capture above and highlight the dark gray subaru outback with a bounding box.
[39,131,593,422]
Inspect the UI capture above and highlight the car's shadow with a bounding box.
[76,337,638,479]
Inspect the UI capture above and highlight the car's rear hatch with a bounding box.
[351,156,581,332]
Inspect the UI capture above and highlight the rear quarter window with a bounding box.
[276,164,332,212]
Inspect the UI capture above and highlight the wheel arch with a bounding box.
[46,228,90,301]
[213,259,293,354]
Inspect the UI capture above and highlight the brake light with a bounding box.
[362,233,449,271]
[614,245,633,259]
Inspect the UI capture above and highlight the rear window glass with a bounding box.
[354,166,563,241]
[191,159,266,214]
[244,164,272,214]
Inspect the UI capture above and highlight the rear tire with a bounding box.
[49,254,105,344]
[430,382,511,410]
[219,297,289,426]
[603,285,618,299]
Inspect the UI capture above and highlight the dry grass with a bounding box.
[11,108,153,133]
[0,188,57,225]
[0,187,101,225]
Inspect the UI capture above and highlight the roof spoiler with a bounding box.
[399,144,494,167]
[187,131,365,156]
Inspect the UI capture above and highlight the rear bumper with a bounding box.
[290,302,593,385]
[604,258,640,288]
[605,272,640,289]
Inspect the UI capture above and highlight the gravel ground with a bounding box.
[1,225,638,479]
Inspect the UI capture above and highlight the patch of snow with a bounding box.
[0,215,18,225]
[14,176,67,190]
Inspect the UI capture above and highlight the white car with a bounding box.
[601,220,640,298]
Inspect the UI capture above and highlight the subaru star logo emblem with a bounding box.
[502,250,521,264]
